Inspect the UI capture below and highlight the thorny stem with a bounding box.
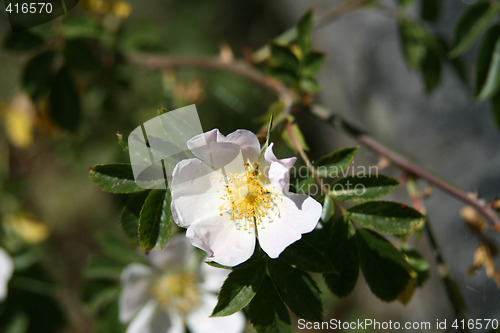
[285,121,320,185]
[425,220,469,333]
[406,179,469,333]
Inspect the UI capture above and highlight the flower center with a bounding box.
[216,162,278,231]
[151,273,201,315]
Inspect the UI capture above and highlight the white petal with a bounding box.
[285,193,323,233]
[147,235,193,270]
[257,193,322,258]
[187,129,261,169]
[224,129,261,162]
[119,264,154,322]
[263,143,296,193]
[186,216,256,267]
[171,158,218,197]
[200,263,230,293]
[171,159,223,228]
[0,248,13,301]
[187,129,241,169]
[186,293,246,333]
[126,301,183,333]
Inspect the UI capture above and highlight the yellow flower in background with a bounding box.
[82,0,132,19]
[5,110,33,149]
[1,94,35,149]
[111,1,132,19]
[84,0,106,14]
[5,214,50,244]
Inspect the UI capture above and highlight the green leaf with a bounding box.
[315,147,358,178]
[48,66,81,130]
[89,164,146,194]
[330,175,398,202]
[299,77,320,93]
[268,67,297,85]
[271,43,300,71]
[205,261,232,270]
[302,51,325,77]
[97,233,144,265]
[84,257,124,280]
[475,24,500,100]
[297,9,314,54]
[4,30,44,51]
[119,24,164,52]
[323,218,359,298]
[268,260,322,321]
[258,100,286,123]
[321,194,335,222]
[279,232,337,273]
[401,245,430,287]
[356,228,411,301]
[281,123,310,152]
[1,312,29,333]
[64,38,102,71]
[249,277,291,333]
[211,263,265,317]
[420,0,441,22]
[138,189,172,251]
[120,191,150,243]
[22,51,56,100]
[398,18,428,69]
[293,176,317,195]
[61,16,103,39]
[346,201,425,235]
[450,1,499,58]
[95,300,126,333]
[85,285,121,314]
[259,113,274,164]
[420,47,442,93]
[492,90,500,127]
[436,36,469,86]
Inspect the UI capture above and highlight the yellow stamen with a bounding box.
[217,162,278,231]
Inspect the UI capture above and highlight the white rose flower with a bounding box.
[170,129,322,267]
[119,236,245,333]
[0,247,14,301]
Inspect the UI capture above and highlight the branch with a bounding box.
[307,107,500,228]
[405,179,468,332]
[126,52,291,102]
[425,219,469,332]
